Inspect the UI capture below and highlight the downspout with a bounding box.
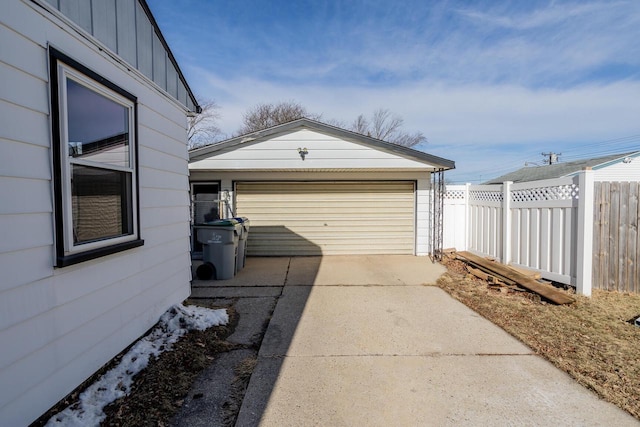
[431,168,445,262]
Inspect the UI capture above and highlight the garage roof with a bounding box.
[189,118,455,171]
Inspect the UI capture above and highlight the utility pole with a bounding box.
[541,152,561,165]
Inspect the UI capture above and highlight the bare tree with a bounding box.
[350,114,369,135]
[351,108,426,148]
[237,102,426,148]
[188,97,223,149]
[237,101,321,134]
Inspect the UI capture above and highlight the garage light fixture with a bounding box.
[298,147,308,160]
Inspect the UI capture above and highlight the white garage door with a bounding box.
[236,181,415,256]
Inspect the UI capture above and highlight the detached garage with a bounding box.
[189,119,454,257]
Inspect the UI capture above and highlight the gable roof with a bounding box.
[39,0,200,113]
[484,152,640,184]
[189,118,455,170]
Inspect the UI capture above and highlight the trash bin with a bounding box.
[233,217,250,271]
[194,219,240,280]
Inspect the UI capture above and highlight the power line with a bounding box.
[541,152,562,165]
[448,133,640,184]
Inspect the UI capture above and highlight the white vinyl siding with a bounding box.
[39,0,196,111]
[190,129,439,171]
[236,182,415,256]
[592,157,640,181]
[0,2,192,425]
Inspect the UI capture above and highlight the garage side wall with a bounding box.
[416,178,432,256]
[0,3,191,425]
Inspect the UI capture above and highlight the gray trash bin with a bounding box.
[194,219,240,280]
[233,217,250,271]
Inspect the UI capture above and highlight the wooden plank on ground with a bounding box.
[506,264,542,279]
[467,266,502,285]
[457,251,575,305]
[456,255,516,285]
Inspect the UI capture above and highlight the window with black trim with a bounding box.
[50,49,143,267]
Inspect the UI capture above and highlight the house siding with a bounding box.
[592,157,640,181]
[0,2,191,425]
[41,0,197,111]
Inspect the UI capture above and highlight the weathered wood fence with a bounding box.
[442,170,626,296]
[593,182,640,293]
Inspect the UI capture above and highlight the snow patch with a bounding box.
[45,304,228,427]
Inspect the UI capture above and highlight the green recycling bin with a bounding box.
[194,219,240,280]
[233,217,250,272]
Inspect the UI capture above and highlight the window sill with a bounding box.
[56,239,144,268]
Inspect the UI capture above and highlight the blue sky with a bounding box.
[148,0,640,183]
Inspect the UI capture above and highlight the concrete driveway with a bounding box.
[190,256,637,426]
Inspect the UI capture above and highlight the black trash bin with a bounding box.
[194,219,240,280]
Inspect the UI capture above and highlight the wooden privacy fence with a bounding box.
[443,171,596,295]
[593,182,640,293]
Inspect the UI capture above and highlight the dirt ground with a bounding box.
[31,302,240,427]
[34,260,640,425]
[438,256,640,420]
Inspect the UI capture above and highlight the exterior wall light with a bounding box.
[298,147,309,160]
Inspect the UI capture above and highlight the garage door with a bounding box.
[236,182,415,256]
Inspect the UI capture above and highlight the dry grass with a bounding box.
[438,257,640,420]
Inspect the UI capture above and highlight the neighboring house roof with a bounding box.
[484,152,640,184]
[41,0,200,113]
[189,118,455,171]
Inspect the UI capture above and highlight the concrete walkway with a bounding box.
[187,256,638,426]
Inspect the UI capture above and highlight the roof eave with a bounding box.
[138,0,200,113]
[189,118,455,170]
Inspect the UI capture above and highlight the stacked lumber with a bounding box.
[455,251,575,305]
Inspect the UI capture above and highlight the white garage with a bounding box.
[236,181,415,255]
[189,119,454,257]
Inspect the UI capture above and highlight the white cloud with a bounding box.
[172,0,640,183]
[167,0,640,92]
[193,66,640,142]
[189,66,640,182]
[456,1,630,31]
[448,1,640,84]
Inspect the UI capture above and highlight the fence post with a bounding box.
[576,169,594,296]
[502,181,512,264]
[464,183,471,251]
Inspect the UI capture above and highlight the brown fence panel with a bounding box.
[593,182,640,293]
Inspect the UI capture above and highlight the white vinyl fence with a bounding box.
[444,170,594,295]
